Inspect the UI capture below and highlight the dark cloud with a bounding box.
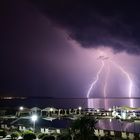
[30,0,140,54]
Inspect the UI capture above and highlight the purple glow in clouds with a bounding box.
[112,61,133,107]
[87,49,134,108]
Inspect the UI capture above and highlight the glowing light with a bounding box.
[112,61,133,107]
[87,60,104,108]
[108,108,112,111]
[19,106,24,111]
[50,108,53,112]
[78,106,82,110]
[31,114,38,122]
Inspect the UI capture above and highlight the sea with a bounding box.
[0,97,140,109]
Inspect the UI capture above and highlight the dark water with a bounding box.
[96,119,140,133]
[38,118,140,133]
[14,118,72,129]
[0,98,140,109]
[14,118,140,133]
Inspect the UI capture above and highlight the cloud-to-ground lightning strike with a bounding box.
[103,63,110,109]
[112,61,133,107]
[87,51,134,109]
[87,60,104,108]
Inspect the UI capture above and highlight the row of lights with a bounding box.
[19,106,82,111]
[19,106,82,132]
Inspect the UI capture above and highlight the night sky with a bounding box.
[1,0,140,99]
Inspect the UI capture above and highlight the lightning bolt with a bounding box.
[87,60,104,108]
[112,61,133,107]
[103,63,110,109]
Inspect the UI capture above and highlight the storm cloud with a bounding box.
[30,0,140,54]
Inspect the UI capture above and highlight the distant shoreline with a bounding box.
[1,96,140,100]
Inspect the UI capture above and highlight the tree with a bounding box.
[42,135,55,140]
[0,129,7,138]
[11,132,20,139]
[23,130,36,140]
[100,136,112,140]
[71,115,97,140]
[38,133,47,139]
[57,134,71,140]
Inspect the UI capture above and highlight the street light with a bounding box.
[97,109,100,112]
[19,106,24,111]
[78,106,82,110]
[50,108,53,116]
[31,115,38,132]
[78,106,82,115]
[50,108,53,112]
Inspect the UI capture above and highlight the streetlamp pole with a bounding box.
[31,115,38,133]
[33,120,35,133]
